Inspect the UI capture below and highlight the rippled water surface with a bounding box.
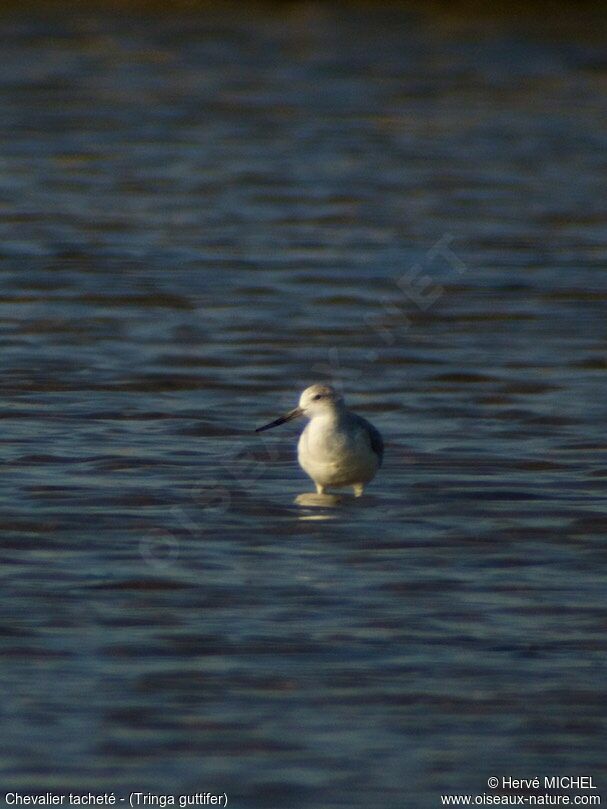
[1,5,606,806]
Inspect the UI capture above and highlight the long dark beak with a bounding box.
[255,407,303,433]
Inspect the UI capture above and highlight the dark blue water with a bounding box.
[1,5,606,807]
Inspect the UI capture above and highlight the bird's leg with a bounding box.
[353,484,364,497]
[315,483,326,495]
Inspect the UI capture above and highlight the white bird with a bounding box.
[256,383,383,497]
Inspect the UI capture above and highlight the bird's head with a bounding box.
[255,383,344,433]
[298,384,343,417]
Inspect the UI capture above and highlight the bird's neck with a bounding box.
[311,404,346,426]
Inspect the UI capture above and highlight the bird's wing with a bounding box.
[358,416,384,467]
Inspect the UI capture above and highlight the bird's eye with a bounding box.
[313,394,322,400]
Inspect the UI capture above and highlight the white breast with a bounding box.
[297,415,379,488]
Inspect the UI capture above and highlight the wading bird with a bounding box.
[256,384,383,497]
